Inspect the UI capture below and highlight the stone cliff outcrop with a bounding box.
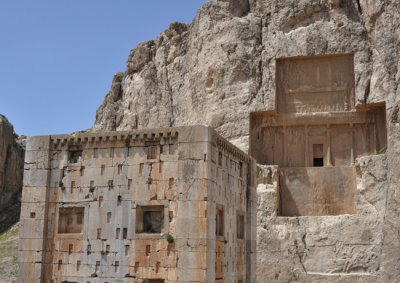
[0,115,24,230]
[91,0,400,281]
[93,0,399,152]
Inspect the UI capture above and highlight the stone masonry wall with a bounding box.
[19,126,257,282]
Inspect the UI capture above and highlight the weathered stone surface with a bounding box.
[0,114,24,219]
[92,0,399,155]
[257,154,388,281]
[19,126,257,282]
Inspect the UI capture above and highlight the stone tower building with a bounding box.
[19,126,257,282]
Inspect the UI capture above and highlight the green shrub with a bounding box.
[166,234,174,243]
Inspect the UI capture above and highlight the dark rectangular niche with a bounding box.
[58,207,84,234]
[136,206,164,234]
[68,145,82,163]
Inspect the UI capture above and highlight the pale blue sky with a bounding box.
[0,0,208,136]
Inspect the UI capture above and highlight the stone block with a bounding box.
[126,146,146,165]
[158,161,179,181]
[26,135,50,151]
[177,179,207,201]
[18,250,43,263]
[89,148,115,167]
[113,165,130,187]
[177,125,211,143]
[176,267,206,282]
[21,186,48,203]
[177,251,207,269]
[178,160,206,180]
[49,168,62,188]
[112,147,129,165]
[19,218,45,239]
[18,262,43,281]
[20,201,46,220]
[177,201,207,219]
[176,218,208,239]
[24,150,50,169]
[19,238,44,252]
[23,168,49,187]
[178,141,208,160]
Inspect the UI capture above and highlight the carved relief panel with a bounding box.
[276,54,355,113]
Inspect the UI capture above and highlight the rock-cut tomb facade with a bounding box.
[250,54,387,216]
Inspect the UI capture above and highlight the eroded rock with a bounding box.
[0,115,24,229]
[92,0,399,155]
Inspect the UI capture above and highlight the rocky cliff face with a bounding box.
[257,155,389,282]
[92,0,400,281]
[93,0,399,152]
[0,115,24,230]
